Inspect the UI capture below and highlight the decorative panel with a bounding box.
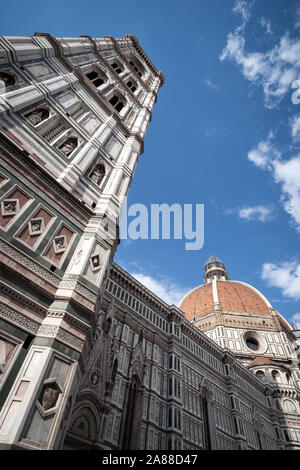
[15,206,55,248]
[0,186,32,230]
[42,223,75,267]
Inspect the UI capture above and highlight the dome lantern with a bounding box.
[204,256,229,283]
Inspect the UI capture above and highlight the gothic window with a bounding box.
[86,70,107,88]
[283,399,297,414]
[111,62,123,74]
[89,163,106,186]
[126,80,137,93]
[111,359,118,383]
[58,136,78,156]
[0,71,15,89]
[24,107,50,126]
[129,60,143,77]
[202,396,212,450]
[271,370,280,383]
[103,317,112,334]
[109,94,126,112]
[255,370,265,382]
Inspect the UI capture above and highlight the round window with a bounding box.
[246,338,259,351]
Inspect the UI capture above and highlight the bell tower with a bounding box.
[0,33,164,449]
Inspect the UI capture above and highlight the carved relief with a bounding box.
[28,217,45,236]
[0,187,32,229]
[58,137,78,157]
[24,107,50,126]
[53,235,67,254]
[1,199,20,216]
[90,254,101,272]
[90,370,101,387]
[37,380,62,416]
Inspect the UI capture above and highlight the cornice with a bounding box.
[124,34,165,87]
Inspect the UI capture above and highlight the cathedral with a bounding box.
[0,33,299,451]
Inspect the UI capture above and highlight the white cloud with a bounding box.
[259,17,273,36]
[290,114,300,141]
[247,131,280,169]
[220,2,300,108]
[233,0,252,30]
[203,78,219,91]
[128,270,192,306]
[261,261,300,301]
[290,312,300,329]
[272,156,300,231]
[238,205,274,221]
[248,133,300,231]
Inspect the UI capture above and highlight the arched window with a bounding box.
[24,107,50,126]
[58,136,78,156]
[102,317,112,334]
[111,359,118,383]
[283,399,297,414]
[255,370,265,382]
[272,370,280,383]
[89,163,106,186]
[109,94,126,113]
[111,62,123,74]
[202,396,212,450]
[0,71,15,88]
[86,70,107,88]
[126,80,137,93]
[129,60,143,78]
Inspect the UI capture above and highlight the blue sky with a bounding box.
[2,0,300,326]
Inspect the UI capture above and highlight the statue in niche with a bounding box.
[0,71,15,89]
[89,163,105,186]
[25,107,50,126]
[59,137,78,156]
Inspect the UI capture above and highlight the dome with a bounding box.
[179,280,271,322]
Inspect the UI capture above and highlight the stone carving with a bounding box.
[0,302,40,335]
[29,217,44,236]
[37,324,84,351]
[90,254,101,272]
[24,107,50,126]
[1,199,19,216]
[90,371,100,386]
[89,163,105,186]
[0,71,15,88]
[53,235,67,254]
[0,240,60,286]
[41,383,60,411]
[58,137,78,156]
